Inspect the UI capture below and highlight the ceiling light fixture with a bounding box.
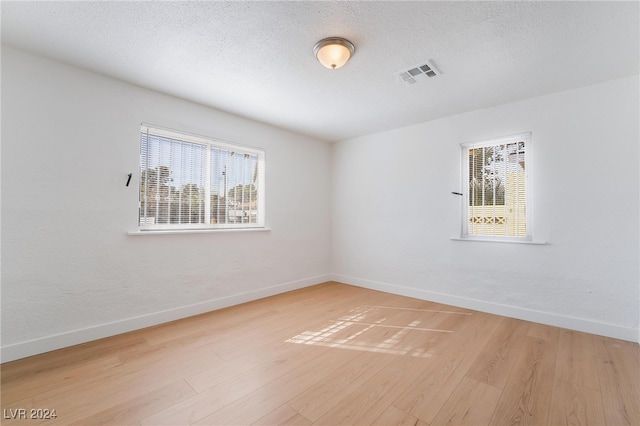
[313,37,355,70]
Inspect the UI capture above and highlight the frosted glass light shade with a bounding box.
[313,37,355,70]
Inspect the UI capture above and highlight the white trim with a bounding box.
[140,123,263,155]
[128,227,271,236]
[450,237,546,245]
[460,131,532,149]
[0,274,330,363]
[461,132,532,240]
[330,274,639,343]
[138,124,266,231]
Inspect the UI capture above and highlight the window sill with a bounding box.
[451,237,547,245]
[128,227,271,236]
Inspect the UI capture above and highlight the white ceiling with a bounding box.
[2,1,638,142]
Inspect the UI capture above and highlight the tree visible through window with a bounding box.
[139,125,265,230]
[462,133,530,239]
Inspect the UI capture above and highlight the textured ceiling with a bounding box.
[2,1,638,142]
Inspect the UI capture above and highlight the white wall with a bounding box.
[331,76,640,342]
[2,46,638,363]
[1,47,332,361]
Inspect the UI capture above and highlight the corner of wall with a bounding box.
[331,274,640,344]
[0,274,332,363]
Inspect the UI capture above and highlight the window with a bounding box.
[139,125,265,231]
[461,132,531,240]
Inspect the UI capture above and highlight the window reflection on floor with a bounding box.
[286,305,472,358]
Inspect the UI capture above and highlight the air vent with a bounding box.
[396,60,439,86]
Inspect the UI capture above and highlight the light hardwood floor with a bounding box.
[1,282,638,425]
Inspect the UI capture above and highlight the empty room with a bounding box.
[1,1,639,425]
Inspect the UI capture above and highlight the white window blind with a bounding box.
[139,125,265,230]
[461,132,531,240]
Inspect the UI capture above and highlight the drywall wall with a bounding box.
[2,46,638,363]
[331,76,640,342]
[1,47,332,361]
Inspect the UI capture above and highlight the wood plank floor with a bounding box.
[1,282,638,425]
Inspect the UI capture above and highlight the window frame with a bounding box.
[460,132,532,242]
[138,124,266,232]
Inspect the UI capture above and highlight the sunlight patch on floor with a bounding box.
[286,305,470,357]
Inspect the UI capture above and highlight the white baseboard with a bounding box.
[330,274,639,344]
[1,275,331,363]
